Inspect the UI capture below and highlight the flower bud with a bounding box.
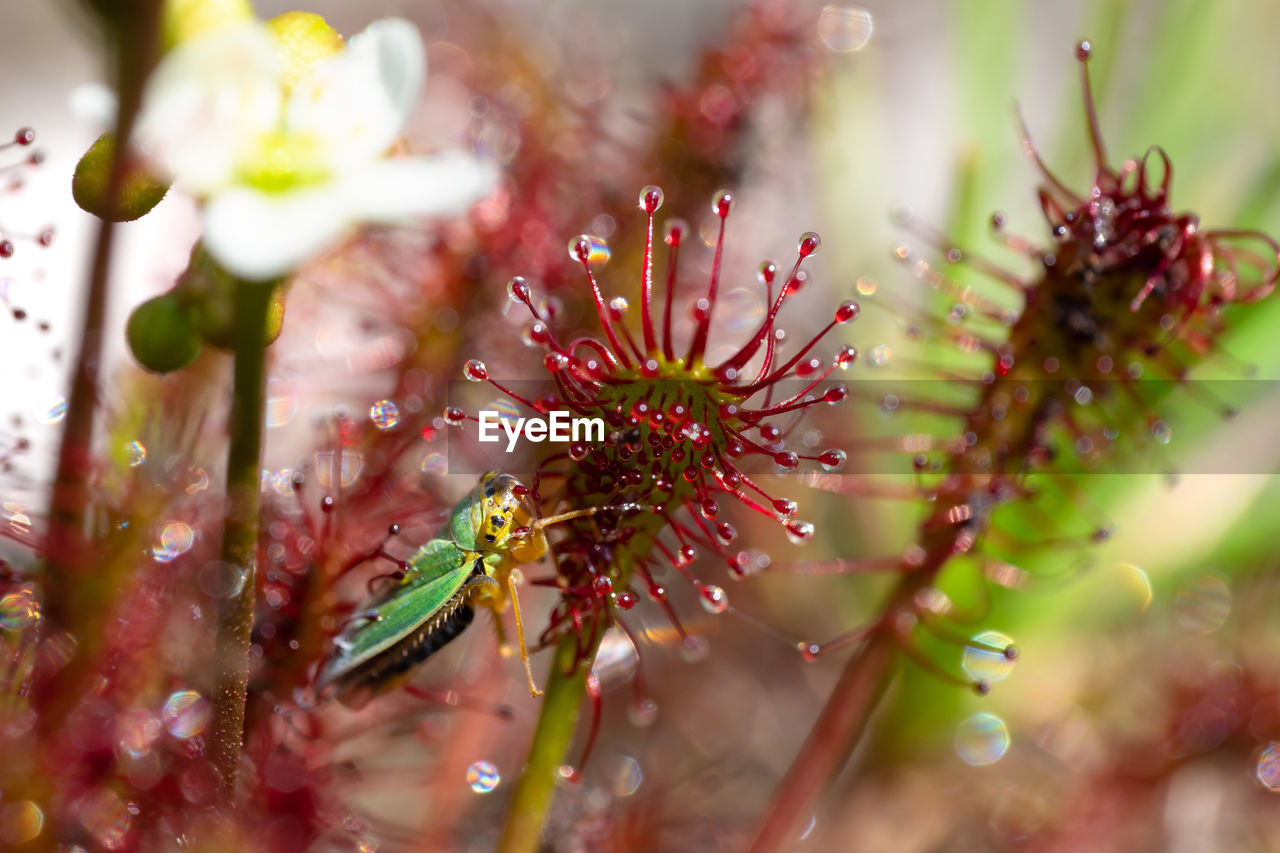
[179,244,287,349]
[126,292,202,373]
[72,133,170,222]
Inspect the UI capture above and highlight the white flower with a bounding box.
[136,16,496,280]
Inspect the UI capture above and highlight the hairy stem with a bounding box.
[747,572,930,853]
[209,279,275,798]
[497,628,601,853]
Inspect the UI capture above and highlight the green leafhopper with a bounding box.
[316,471,592,708]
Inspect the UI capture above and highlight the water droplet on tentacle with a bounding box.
[569,234,610,266]
[711,190,734,218]
[697,583,728,614]
[0,590,40,629]
[818,449,846,472]
[507,276,531,302]
[961,630,1016,684]
[639,185,664,212]
[798,231,821,257]
[466,761,500,793]
[162,690,211,738]
[785,520,815,544]
[835,301,860,324]
[369,399,399,429]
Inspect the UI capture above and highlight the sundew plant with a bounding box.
[3,1,1280,851]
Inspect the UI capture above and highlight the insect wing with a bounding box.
[317,540,474,689]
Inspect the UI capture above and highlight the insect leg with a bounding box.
[506,569,543,697]
[486,592,512,653]
[463,571,536,695]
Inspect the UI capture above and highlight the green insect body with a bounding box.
[317,472,548,708]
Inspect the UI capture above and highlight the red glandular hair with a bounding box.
[462,185,858,662]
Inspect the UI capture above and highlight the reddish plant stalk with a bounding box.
[748,629,898,853]
[19,6,163,848]
[37,0,161,731]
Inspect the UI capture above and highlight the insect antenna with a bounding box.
[534,501,658,530]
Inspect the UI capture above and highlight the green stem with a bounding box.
[209,279,274,798]
[497,629,602,853]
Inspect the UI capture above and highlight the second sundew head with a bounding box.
[883,41,1280,493]
[1003,41,1278,382]
[459,185,860,653]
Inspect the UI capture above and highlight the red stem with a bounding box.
[747,627,898,853]
[38,2,161,727]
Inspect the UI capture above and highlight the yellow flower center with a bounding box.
[238,130,330,192]
[267,12,346,93]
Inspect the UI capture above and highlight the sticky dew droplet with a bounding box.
[465,760,500,793]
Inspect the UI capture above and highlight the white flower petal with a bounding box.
[286,18,424,171]
[136,23,281,194]
[337,154,498,222]
[286,50,393,168]
[203,186,350,280]
[346,18,425,137]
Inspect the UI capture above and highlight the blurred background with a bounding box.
[5,0,1280,849]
